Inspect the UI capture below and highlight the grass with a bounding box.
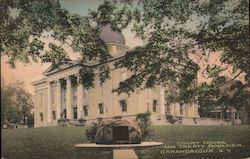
[2,125,250,159]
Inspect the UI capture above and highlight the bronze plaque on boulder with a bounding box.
[113,126,129,142]
[95,119,142,144]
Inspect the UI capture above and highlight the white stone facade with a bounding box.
[32,46,199,127]
[32,26,199,127]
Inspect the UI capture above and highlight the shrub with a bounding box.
[86,122,98,143]
[78,118,86,124]
[57,118,70,127]
[166,115,178,125]
[74,118,86,126]
[113,116,122,120]
[97,117,103,122]
[136,112,154,141]
[193,117,197,124]
[178,116,183,124]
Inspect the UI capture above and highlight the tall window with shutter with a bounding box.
[119,100,127,112]
[153,100,157,112]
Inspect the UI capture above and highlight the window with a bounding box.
[63,109,67,118]
[73,107,77,119]
[180,103,184,115]
[153,100,157,112]
[40,92,43,107]
[99,103,104,114]
[83,105,88,116]
[73,87,77,102]
[52,111,56,120]
[166,103,170,114]
[121,72,127,81]
[119,100,127,112]
[40,112,43,122]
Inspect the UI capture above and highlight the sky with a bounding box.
[1,0,143,94]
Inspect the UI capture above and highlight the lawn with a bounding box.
[2,125,250,159]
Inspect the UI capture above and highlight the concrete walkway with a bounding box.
[75,142,163,159]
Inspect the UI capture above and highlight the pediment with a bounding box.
[43,60,79,76]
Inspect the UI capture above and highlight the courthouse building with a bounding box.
[32,25,199,127]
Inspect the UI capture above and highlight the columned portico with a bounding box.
[77,74,84,119]
[47,81,52,123]
[66,77,72,119]
[56,79,62,120]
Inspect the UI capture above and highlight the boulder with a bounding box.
[95,119,142,144]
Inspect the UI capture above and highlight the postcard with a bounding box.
[1,0,249,159]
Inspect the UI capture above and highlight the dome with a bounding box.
[99,24,126,45]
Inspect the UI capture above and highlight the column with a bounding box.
[146,89,150,112]
[47,81,52,123]
[170,103,174,115]
[66,77,72,119]
[34,93,37,127]
[187,103,191,117]
[159,86,165,119]
[175,103,180,116]
[191,102,197,117]
[194,102,199,117]
[56,79,62,120]
[77,74,83,119]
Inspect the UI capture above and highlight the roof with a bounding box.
[43,60,80,76]
[43,51,128,76]
[31,77,47,86]
[34,25,131,82]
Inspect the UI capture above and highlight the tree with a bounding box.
[136,112,154,141]
[15,82,34,125]
[89,0,248,91]
[1,79,18,126]
[1,0,111,87]
[88,0,249,122]
[1,79,34,126]
[219,80,249,123]
[89,0,249,119]
[197,77,249,123]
